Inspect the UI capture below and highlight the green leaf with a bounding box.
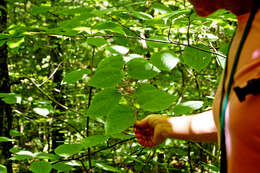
[93,22,125,34]
[30,161,52,173]
[95,162,121,173]
[151,2,172,14]
[0,136,12,142]
[151,50,179,71]
[0,164,7,173]
[202,163,219,172]
[87,37,107,47]
[63,68,90,84]
[31,6,51,15]
[53,163,74,172]
[7,37,24,49]
[98,55,125,69]
[11,151,34,161]
[131,11,153,20]
[173,101,204,115]
[107,45,129,55]
[127,58,160,80]
[106,104,135,135]
[135,84,176,111]
[88,68,124,88]
[147,36,168,48]
[82,135,108,148]
[35,152,60,161]
[10,129,22,137]
[87,89,121,118]
[0,93,22,104]
[182,44,212,72]
[54,144,83,157]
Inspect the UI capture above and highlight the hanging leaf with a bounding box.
[151,50,179,71]
[54,144,83,157]
[10,129,22,137]
[106,104,135,135]
[173,101,204,115]
[147,36,168,48]
[11,151,35,161]
[151,2,172,14]
[127,58,160,80]
[63,68,90,84]
[135,84,176,111]
[82,135,109,148]
[30,161,52,173]
[98,55,125,70]
[107,45,129,55]
[87,89,121,118]
[182,44,212,72]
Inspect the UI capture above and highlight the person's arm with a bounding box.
[134,110,218,147]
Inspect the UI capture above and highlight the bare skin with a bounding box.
[134,0,256,147]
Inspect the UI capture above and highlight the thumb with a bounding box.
[134,118,150,129]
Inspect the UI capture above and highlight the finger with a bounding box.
[134,120,149,129]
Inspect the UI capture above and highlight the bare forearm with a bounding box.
[167,110,218,142]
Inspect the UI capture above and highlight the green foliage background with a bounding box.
[0,0,237,172]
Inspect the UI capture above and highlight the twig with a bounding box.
[39,61,63,87]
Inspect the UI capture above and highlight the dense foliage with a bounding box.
[0,0,237,172]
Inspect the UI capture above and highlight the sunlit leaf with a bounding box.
[54,144,83,157]
[0,165,7,173]
[173,101,204,115]
[127,58,160,80]
[151,50,179,71]
[0,93,22,104]
[63,68,90,84]
[0,136,13,142]
[135,84,176,111]
[87,37,107,47]
[183,44,212,72]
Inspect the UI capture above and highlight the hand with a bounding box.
[134,114,173,147]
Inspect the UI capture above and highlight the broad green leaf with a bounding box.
[0,93,22,104]
[87,37,107,47]
[182,45,212,72]
[106,104,135,135]
[135,84,176,111]
[151,50,179,71]
[63,68,90,84]
[88,68,124,88]
[127,58,159,80]
[151,2,172,14]
[82,135,108,148]
[54,144,83,157]
[93,22,125,34]
[0,136,12,142]
[98,56,125,70]
[30,161,52,173]
[11,151,34,160]
[0,165,7,173]
[10,129,22,137]
[95,162,121,173]
[35,152,60,161]
[87,89,121,118]
[53,163,74,172]
[173,101,204,115]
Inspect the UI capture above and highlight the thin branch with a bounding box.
[39,61,63,87]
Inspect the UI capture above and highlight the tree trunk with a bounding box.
[0,0,13,172]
